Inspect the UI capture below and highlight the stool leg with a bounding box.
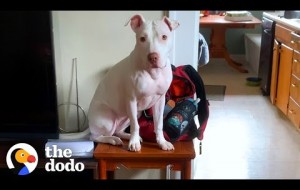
[99,159,107,179]
[181,160,191,179]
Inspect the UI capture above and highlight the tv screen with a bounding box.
[0,11,59,140]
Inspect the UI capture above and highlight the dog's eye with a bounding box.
[140,37,146,42]
[162,35,167,40]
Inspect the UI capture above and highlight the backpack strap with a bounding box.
[182,65,209,140]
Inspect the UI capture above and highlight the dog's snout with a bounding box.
[148,53,160,65]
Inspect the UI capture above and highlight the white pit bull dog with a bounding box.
[88,14,179,152]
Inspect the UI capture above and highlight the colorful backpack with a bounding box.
[138,64,210,152]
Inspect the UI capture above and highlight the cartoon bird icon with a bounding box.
[11,148,36,175]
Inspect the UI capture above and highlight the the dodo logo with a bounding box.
[6,143,38,176]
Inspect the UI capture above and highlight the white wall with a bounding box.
[169,11,199,70]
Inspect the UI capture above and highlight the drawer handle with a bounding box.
[291,32,300,38]
[290,40,300,44]
[288,109,295,114]
[291,83,299,87]
[294,59,298,63]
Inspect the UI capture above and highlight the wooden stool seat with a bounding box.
[93,140,195,179]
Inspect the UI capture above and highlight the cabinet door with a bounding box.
[276,43,293,114]
[270,40,279,104]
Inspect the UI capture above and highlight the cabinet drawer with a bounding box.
[275,24,293,45]
[292,50,300,78]
[287,97,300,129]
[291,32,300,51]
[290,74,300,104]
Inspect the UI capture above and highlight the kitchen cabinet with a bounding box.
[271,22,300,131]
[274,43,293,114]
[288,50,300,130]
[270,40,279,104]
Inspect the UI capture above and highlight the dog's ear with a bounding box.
[163,16,180,31]
[125,14,145,32]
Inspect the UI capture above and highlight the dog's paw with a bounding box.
[159,141,174,151]
[128,136,141,152]
[109,137,124,145]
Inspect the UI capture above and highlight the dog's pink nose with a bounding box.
[148,53,159,65]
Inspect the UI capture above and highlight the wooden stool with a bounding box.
[93,140,195,179]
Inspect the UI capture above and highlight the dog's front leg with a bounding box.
[153,95,174,150]
[127,98,142,152]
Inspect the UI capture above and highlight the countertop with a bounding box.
[263,11,300,32]
[200,14,261,26]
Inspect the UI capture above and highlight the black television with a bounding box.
[0,11,59,140]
